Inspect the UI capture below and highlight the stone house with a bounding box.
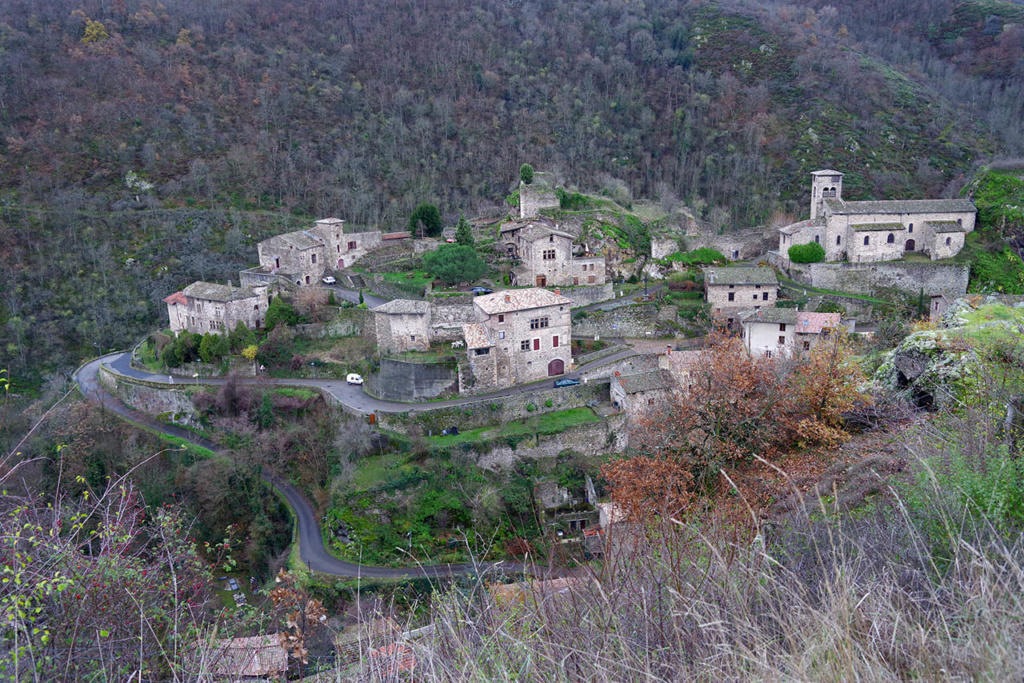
[371,299,431,354]
[778,170,976,264]
[658,349,702,392]
[739,309,841,358]
[704,266,778,326]
[519,172,561,219]
[254,218,384,286]
[501,218,607,287]
[462,288,573,390]
[164,281,269,336]
[610,369,677,422]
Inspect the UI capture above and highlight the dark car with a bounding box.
[553,378,581,388]
[471,286,493,295]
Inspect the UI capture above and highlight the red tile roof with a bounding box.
[382,232,410,240]
[163,291,188,306]
[474,288,573,314]
[795,312,841,335]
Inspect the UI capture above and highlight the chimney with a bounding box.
[614,371,621,376]
[667,345,672,355]
[504,294,511,303]
[554,289,560,296]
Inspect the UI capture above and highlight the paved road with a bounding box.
[106,346,638,415]
[322,284,388,309]
[75,355,526,579]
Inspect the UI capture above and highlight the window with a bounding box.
[765,350,773,358]
[648,398,656,406]
[543,249,556,260]
[337,245,341,252]
[728,292,735,302]
[778,336,786,345]
[530,317,549,329]
[499,331,505,339]
[552,335,559,348]
[755,285,761,289]
[957,218,962,226]
[533,338,540,351]
[762,292,768,301]
[275,257,280,269]
[521,340,530,351]
[908,223,913,233]
[946,237,952,245]
[803,341,811,351]
[753,294,758,300]
[311,253,317,264]
[779,323,787,331]
[864,235,870,246]
[887,233,895,244]
[836,235,841,245]
[254,304,258,310]
[474,348,490,356]
[498,314,504,323]
[815,235,820,243]
[588,275,595,283]
[410,335,415,341]
[348,241,356,250]
[574,277,579,285]
[549,235,554,242]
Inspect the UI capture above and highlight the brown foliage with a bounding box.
[601,456,693,520]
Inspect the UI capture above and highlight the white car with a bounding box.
[346,373,364,385]
[322,276,337,285]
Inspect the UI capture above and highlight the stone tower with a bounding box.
[810,170,843,220]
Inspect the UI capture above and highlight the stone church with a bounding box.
[778,171,976,263]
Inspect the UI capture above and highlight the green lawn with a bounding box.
[351,452,408,490]
[381,270,433,288]
[427,407,601,446]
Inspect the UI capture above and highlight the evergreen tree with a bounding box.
[520,163,534,185]
[264,297,298,331]
[455,214,474,247]
[408,203,443,237]
[229,320,256,353]
[423,244,488,285]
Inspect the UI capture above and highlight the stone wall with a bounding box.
[561,283,615,308]
[99,366,201,428]
[687,226,775,261]
[572,304,667,338]
[580,353,660,381]
[791,262,970,298]
[706,283,776,319]
[375,381,609,435]
[474,414,628,470]
[294,308,368,338]
[429,303,478,341]
[369,274,426,300]
[651,237,680,260]
[365,358,459,402]
[519,176,560,219]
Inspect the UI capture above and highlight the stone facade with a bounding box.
[254,218,385,286]
[571,305,664,339]
[365,357,458,401]
[704,266,778,324]
[519,173,560,219]
[778,171,976,264]
[610,370,677,424]
[462,288,573,390]
[739,309,841,358]
[164,281,269,336]
[501,218,607,287]
[371,299,431,354]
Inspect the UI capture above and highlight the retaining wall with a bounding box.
[472,413,629,470]
[572,304,668,338]
[365,358,459,402]
[561,283,615,308]
[99,366,202,428]
[790,261,969,298]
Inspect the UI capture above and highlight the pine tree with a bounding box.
[455,214,474,247]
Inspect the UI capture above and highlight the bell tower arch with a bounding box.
[810,170,844,220]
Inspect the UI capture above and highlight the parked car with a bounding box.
[471,286,493,295]
[322,276,337,285]
[346,373,364,385]
[553,378,581,388]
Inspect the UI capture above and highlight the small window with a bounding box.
[498,314,504,323]
[887,233,895,244]
[779,324,787,332]
[543,249,556,260]
[957,218,962,226]
[762,292,768,301]
[348,241,357,250]
[755,285,761,289]
[778,336,785,345]
[254,304,258,310]
[728,292,735,302]
[588,275,595,283]
[815,235,820,243]
[411,335,415,341]
[549,235,554,242]
[946,237,952,245]
[753,294,758,300]
[499,331,505,339]
[836,235,841,245]
[908,223,913,233]
[552,335,559,348]
[474,347,490,356]
[521,340,530,351]
[803,341,811,350]
[529,317,549,330]
[533,338,540,351]
[312,253,317,263]
[864,236,870,246]
[648,398,656,406]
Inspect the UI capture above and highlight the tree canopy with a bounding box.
[520,164,534,185]
[789,242,826,263]
[422,244,487,285]
[455,214,474,246]
[409,203,443,237]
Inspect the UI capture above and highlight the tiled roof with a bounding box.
[369,643,417,675]
[778,217,825,235]
[475,288,573,314]
[382,231,410,240]
[824,197,976,215]
[795,311,841,334]
[811,169,844,176]
[206,634,287,678]
[262,230,323,250]
[705,267,778,287]
[462,322,492,349]
[181,281,258,302]
[501,220,575,242]
[372,299,430,315]
[314,217,346,227]
[615,369,675,395]
[851,222,906,232]
[500,216,557,234]
[163,291,188,306]
[928,220,967,233]
[739,308,800,325]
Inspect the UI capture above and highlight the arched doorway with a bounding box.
[338,258,345,268]
[905,239,916,252]
[547,359,565,376]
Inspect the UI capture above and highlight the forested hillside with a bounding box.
[2,0,1023,384]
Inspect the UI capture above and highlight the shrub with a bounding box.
[526,403,536,412]
[556,187,588,210]
[545,398,553,408]
[409,203,443,237]
[422,244,487,285]
[264,297,298,331]
[788,242,826,263]
[667,248,726,265]
[970,247,1024,294]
